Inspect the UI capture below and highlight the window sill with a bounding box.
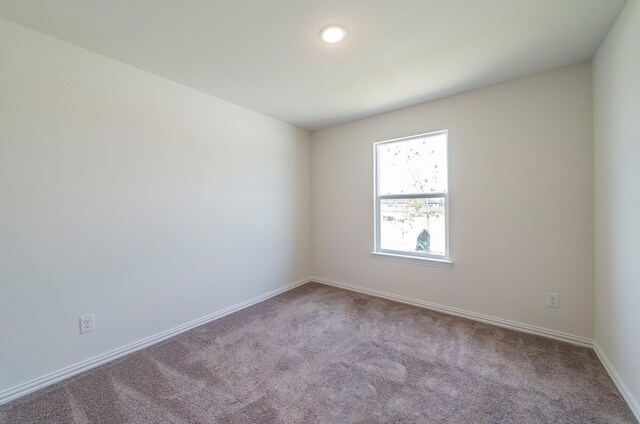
[370,251,453,268]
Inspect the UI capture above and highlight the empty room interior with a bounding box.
[0,0,639,423]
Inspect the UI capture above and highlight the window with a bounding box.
[373,131,450,265]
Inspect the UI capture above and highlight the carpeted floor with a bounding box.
[0,282,636,423]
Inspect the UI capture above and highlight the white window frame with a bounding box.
[372,130,452,267]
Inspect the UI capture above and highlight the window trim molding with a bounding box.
[370,251,453,268]
[373,130,451,265]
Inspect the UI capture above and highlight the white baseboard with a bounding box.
[311,276,593,347]
[593,341,640,422]
[0,277,312,406]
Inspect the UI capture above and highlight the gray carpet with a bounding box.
[0,282,636,423]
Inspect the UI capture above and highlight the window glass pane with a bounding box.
[377,133,447,195]
[380,198,446,256]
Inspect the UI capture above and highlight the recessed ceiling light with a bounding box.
[320,25,347,44]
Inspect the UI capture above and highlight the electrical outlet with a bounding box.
[545,292,559,308]
[79,314,95,334]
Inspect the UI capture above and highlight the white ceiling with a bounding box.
[0,0,627,130]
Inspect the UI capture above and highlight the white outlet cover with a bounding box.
[79,314,96,334]
[545,292,560,308]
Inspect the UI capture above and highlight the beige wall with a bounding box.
[0,19,311,393]
[593,0,640,412]
[311,64,594,339]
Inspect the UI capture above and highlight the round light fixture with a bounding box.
[320,25,347,43]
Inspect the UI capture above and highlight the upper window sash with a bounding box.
[375,131,448,197]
